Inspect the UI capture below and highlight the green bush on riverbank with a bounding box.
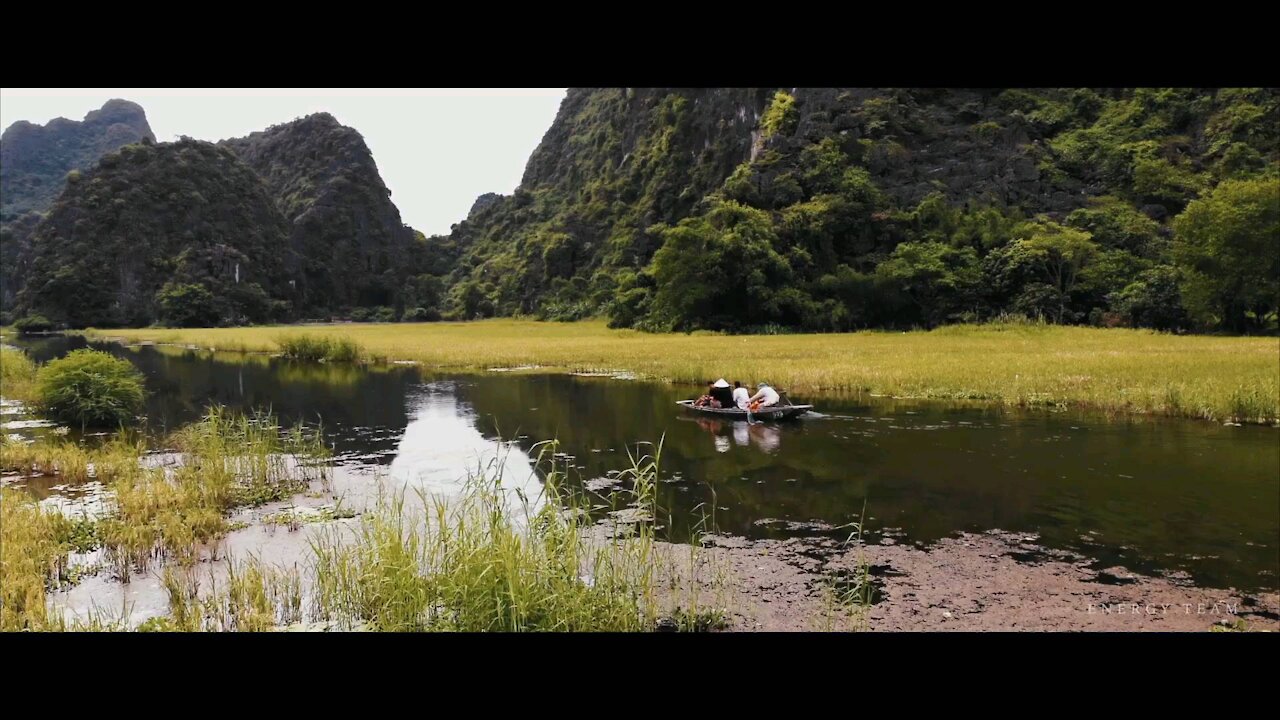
[276,334,373,363]
[34,349,145,428]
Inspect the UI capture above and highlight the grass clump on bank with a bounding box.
[13,314,55,334]
[275,334,374,364]
[1,489,76,630]
[1,488,116,630]
[1,429,148,486]
[168,406,330,507]
[100,407,329,580]
[0,345,39,404]
[306,444,672,631]
[87,320,1280,424]
[34,349,145,428]
[142,442,733,632]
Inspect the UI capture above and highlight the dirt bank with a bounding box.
[691,531,1279,632]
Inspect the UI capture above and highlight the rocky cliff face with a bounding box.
[467,192,504,218]
[0,99,156,309]
[6,90,1274,331]
[0,99,156,220]
[438,87,1279,330]
[220,113,419,312]
[443,88,772,317]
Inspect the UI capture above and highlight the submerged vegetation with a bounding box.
[0,406,329,629]
[146,442,739,632]
[99,407,329,580]
[0,489,78,630]
[88,320,1280,423]
[306,444,676,631]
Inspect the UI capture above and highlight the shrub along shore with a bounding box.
[81,319,1280,425]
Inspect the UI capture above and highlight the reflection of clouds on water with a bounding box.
[714,435,730,453]
[389,387,543,512]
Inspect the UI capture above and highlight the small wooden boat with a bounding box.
[676,400,813,421]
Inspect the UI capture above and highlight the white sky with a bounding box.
[0,88,567,235]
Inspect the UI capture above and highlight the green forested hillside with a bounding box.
[8,113,428,327]
[5,89,1277,333]
[17,140,292,327]
[435,88,1279,333]
[220,113,420,314]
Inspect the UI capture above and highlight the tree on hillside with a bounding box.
[156,282,220,327]
[1172,177,1280,332]
[649,200,793,331]
[874,242,981,328]
[1012,220,1100,323]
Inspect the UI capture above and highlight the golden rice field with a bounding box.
[83,320,1279,424]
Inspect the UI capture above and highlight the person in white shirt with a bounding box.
[747,382,781,412]
[732,381,751,409]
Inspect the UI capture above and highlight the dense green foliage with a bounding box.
[440,88,1280,333]
[1171,177,1279,332]
[16,140,290,328]
[156,282,223,328]
[438,88,769,323]
[12,313,54,333]
[34,349,145,427]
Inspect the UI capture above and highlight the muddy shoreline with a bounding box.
[685,531,1279,632]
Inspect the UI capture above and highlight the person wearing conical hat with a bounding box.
[709,378,734,410]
